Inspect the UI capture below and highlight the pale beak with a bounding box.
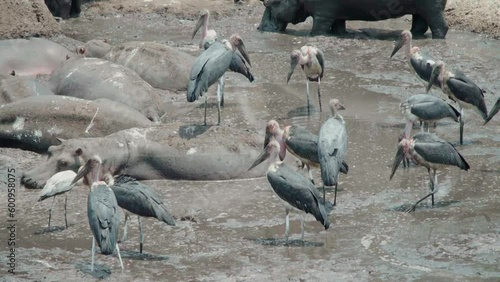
[248,146,271,171]
[287,56,298,83]
[71,159,91,186]
[389,145,405,180]
[390,36,404,58]
[426,65,440,93]
[237,42,251,67]
[191,16,205,40]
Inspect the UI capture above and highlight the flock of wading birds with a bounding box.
[36,10,500,273]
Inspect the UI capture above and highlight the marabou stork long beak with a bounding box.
[237,42,251,67]
[71,159,92,186]
[286,56,299,83]
[191,14,206,40]
[390,36,405,58]
[389,145,405,180]
[426,65,440,93]
[484,97,500,125]
[248,145,272,171]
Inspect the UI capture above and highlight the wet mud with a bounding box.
[1,4,499,282]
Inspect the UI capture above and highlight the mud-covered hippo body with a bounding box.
[44,0,82,19]
[259,0,449,39]
[21,124,266,189]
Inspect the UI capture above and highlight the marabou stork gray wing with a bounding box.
[88,184,120,255]
[318,117,347,186]
[111,176,175,226]
[285,125,319,163]
[447,72,488,119]
[410,100,460,122]
[229,52,254,82]
[316,48,325,80]
[187,41,233,102]
[410,53,440,88]
[413,142,470,170]
[267,163,331,228]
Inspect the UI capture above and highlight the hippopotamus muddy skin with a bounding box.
[0,95,152,153]
[0,74,54,105]
[0,38,74,76]
[79,41,194,92]
[21,123,267,189]
[44,0,82,19]
[48,57,166,122]
[258,0,449,39]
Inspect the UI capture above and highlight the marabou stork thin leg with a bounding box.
[306,80,312,112]
[285,208,290,244]
[300,213,305,244]
[217,76,223,125]
[322,185,326,204]
[459,107,464,145]
[91,237,95,272]
[48,196,56,227]
[204,95,208,126]
[317,77,322,112]
[120,213,130,243]
[115,243,124,271]
[220,75,225,107]
[64,194,68,228]
[138,216,144,254]
[334,183,338,207]
[406,169,439,213]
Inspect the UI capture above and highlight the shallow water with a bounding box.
[1,6,499,281]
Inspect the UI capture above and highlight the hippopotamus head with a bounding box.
[258,0,308,32]
[21,139,85,189]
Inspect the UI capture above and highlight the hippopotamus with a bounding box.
[0,74,54,105]
[48,57,166,122]
[21,123,266,189]
[258,0,449,39]
[78,41,194,92]
[44,0,82,19]
[0,95,152,153]
[0,38,74,76]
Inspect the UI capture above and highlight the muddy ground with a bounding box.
[1,0,500,281]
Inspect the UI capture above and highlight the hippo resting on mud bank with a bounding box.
[0,38,74,76]
[0,74,54,105]
[258,0,449,38]
[0,95,152,152]
[21,124,266,189]
[49,58,166,122]
[78,41,195,92]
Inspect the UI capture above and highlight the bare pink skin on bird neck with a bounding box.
[266,121,286,160]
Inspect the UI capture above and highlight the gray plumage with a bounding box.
[187,41,233,103]
[88,183,121,255]
[318,117,347,187]
[445,70,487,119]
[267,162,332,228]
[409,52,441,89]
[389,132,470,212]
[284,125,348,174]
[403,94,460,123]
[112,175,175,225]
[229,52,254,82]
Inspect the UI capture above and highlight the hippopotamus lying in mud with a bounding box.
[21,124,266,189]
[258,0,449,39]
[0,95,152,152]
[0,38,74,76]
[48,57,166,122]
[78,40,194,92]
[0,74,54,105]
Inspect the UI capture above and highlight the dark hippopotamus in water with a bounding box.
[48,57,166,122]
[0,74,54,105]
[258,0,449,39]
[78,40,194,92]
[44,0,82,19]
[0,95,152,153]
[0,38,74,76]
[21,123,266,189]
